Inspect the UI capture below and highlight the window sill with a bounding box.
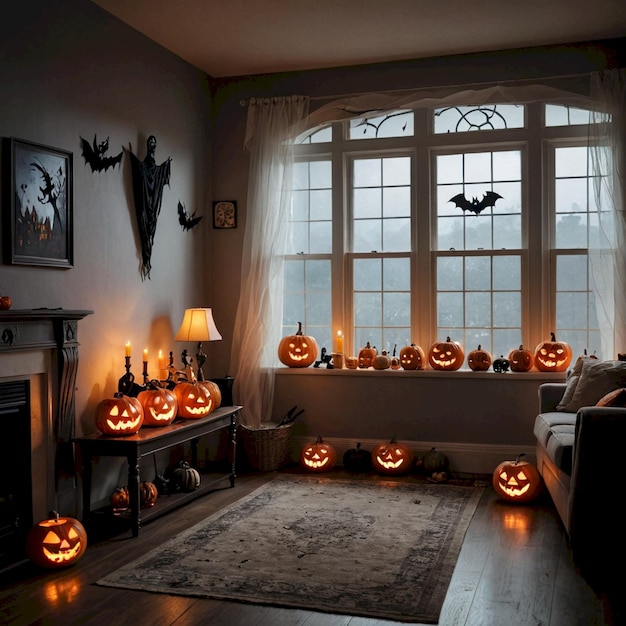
[275,367,567,381]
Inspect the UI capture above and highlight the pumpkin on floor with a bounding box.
[492,454,542,503]
[278,322,318,368]
[95,393,143,436]
[428,337,464,371]
[26,512,87,569]
[342,442,372,472]
[415,447,449,475]
[300,436,337,472]
[372,438,414,475]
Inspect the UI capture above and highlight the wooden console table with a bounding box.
[75,405,241,536]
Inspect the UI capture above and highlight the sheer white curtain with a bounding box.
[589,69,626,358]
[231,96,309,428]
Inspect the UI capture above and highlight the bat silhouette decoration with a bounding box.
[178,201,203,231]
[80,134,123,172]
[449,191,503,215]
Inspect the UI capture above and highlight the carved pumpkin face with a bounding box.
[428,337,464,371]
[95,394,144,436]
[372,439,414,475]
[534,332,572,372]
[300,436,337,472]
[358,342,377,368]
[493,455,542,503]
[137,387,178,427]
[399,344,425,370]
[173,381,214,419]
[26,514,87,569]
[508,345,534,372]
[278,322,318,368]
[467,345,492,371]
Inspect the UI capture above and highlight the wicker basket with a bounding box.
[240,422,293,471]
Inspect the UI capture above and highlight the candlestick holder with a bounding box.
[118,356,144,396]
[142,360,149,385]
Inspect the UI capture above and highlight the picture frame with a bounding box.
[3,137,73,268]
[212,200,237,229]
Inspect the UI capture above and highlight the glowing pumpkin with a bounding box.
[300,436,337,472]
[371,438,414,475]
[95,393,144,436]
[173,380,214,419]
[467,345,492,371]
[198,379,222,409]
[278,322,318,368]
[492,454,542,503]
[534,332,572,372]
[399,343,426,370]
[428,337,464,371]
[137,385,178,427]
[507,344,534,372]
[357,342,378,368]
[26,512,87,569]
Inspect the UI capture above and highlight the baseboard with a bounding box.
[289,436,536,476]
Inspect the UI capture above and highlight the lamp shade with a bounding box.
[175,308,222,342]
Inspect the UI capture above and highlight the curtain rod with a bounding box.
[238,71,592,107]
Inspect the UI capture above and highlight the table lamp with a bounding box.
[175,308,222,380]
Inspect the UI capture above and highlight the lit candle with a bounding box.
[158,350,166,370]
[143,348,148,363]
[125,342,131,357]
[336,330,344,355]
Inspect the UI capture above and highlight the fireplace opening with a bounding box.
[0,380,31,569]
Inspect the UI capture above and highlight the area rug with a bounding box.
[97,475,484,623]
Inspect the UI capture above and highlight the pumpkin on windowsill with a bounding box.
[26,512,87,569]
[508,345,534,372]
[534,332,572,372]
[357,342,377,369]
[467,345,492,371]
[278,322,318,368]
[428,337,464,371]
[399,343,426,370]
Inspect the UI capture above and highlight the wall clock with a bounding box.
[213,201,237,229]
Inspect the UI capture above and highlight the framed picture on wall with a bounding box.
[212,200,237,229]
[2,137,73,268]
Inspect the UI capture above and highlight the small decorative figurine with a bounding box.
[313,347,334,369]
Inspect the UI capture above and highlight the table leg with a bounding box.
[229,414,237,487]
[127,452,140,537]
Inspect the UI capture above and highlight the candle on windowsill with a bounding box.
[336,330,344,355]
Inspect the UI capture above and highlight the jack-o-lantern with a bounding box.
[300,436,337,472]
[278,322,318,368]
[358,342,378,368]
[199,379,222,409]
[399,343,426,370]
[26,512,87,569]
[372,350,391,370]
[467,345,492,371]
[95,393,144,436]
[173,381,214,419]
[493,454,542,503]
[428,337,464,371]
[534,332,572,372]
[372,438,414,475]
[137,385,178,427]
[508,345,534,372]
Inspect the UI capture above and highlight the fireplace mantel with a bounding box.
[0,308,93,482]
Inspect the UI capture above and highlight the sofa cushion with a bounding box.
[556,356,587,411]
[534,411,576,474]
[596,387,626,407]
[557,359,626,412]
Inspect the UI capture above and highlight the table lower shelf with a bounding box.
[85,469,235,538]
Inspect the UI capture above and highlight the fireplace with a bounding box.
[0,309,92,569]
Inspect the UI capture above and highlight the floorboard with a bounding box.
[0,469,617,626]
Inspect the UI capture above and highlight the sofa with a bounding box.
[534,357,626,580]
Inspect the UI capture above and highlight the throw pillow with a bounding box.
[596,387,626,407]
[556,355,588,411]
[559,359,626,412]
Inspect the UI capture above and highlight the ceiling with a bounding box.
[91,0,626,78]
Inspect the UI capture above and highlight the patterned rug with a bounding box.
[97,475,484,623]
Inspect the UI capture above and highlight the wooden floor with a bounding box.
[0,468,621,626]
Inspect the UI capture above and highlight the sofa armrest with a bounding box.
[538,382,567,413]
[568,406,626,580]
